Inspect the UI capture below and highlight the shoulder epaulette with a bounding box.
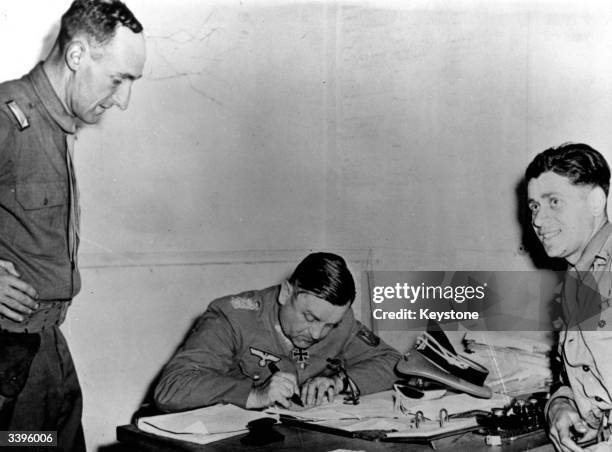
[229,294,261,311]
[5,100,30,131]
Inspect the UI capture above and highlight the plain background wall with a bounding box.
[2,0,612,450]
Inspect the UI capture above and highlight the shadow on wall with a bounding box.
[39,21,59,61]
[515,175,565,385]
[92,315,204,452]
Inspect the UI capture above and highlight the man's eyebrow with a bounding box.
[528,192,559,203]
[117,72,142,81]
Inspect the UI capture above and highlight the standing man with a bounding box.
[526,143,612,452]
[154,252,401,412]
[0,1,146,449]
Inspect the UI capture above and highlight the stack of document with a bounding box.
[462,331,552,395]
[267,392,393,421]
[267,391,511,441]
[268,390,510,422]
[137,404,272,445]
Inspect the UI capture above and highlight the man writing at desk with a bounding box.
[154,252,401,411]
[526,143,612,451]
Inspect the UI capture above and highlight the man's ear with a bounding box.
[588,186,607,217]
[278,280,293,306]
[65,41,86,71]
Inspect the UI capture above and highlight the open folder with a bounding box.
[136,404,271,445]
[267,390,511,442]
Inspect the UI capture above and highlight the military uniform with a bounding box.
[0,64,84,451]
[546,222,612,432]
[154,285,401,411]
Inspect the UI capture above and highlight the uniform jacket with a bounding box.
[0,63,80,312]
[547,222,612,428]
[154,285,401,411]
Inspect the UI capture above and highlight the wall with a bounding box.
[325,1,612,270]
[2,1,612,450]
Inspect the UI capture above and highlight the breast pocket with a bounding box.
[237,352,261,381]
[14,182,67,256]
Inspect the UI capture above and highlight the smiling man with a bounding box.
[154,252,401,412]
[526,143,612,452]
[0,1,145,449]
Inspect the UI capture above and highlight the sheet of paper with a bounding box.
[384,417,479,438]
[136,426,244,446]
[137,404,273,445]
[275,390,483,441]
[267,391,395,421]
[269,390,509,423]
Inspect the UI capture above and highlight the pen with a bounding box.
[267,362,304,407]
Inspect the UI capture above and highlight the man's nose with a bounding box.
[532,206,548,229]
[310,324,325,341]
[112,82,132,111]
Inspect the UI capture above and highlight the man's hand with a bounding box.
[548,397,596,452]
[0,260,38,323]
[300,376,342,408]
[246,371,299,409]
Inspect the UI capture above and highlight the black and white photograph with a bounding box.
[1,1,612,451]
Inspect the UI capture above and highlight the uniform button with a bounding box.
[583,365,590,372]
[599,320,607,328]
[43,197,48,205]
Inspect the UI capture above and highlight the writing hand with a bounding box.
[548,398,595,452]
[246,371,299,409]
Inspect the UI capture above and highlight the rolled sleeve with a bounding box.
[544,385,575,422]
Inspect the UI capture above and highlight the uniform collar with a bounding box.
[265,285,294,351]
[572,221,612,271]
[27,62,77,135]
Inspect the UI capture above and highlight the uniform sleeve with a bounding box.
[0,111,14,170]
[341,319,401,395]
[544,385,575,422]
[154,305,254,412]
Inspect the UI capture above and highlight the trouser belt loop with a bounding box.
[0,300,71,333]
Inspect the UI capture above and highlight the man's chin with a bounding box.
[78,110,106,125]
[75,117,101,126]
[88,114,104,125]
[542,243,562,259]
[292,339,314,349]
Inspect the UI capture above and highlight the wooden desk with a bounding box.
[117,423,555,452]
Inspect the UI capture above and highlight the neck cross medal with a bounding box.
[292,348,309,369]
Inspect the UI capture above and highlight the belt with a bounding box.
[0,300,71,333]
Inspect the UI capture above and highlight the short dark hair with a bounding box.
[288,252,356,307]
[525,142,611,196]
[58,0,143,51]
